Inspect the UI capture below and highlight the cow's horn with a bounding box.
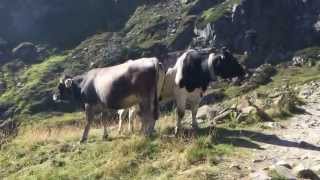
[59,77,64,84]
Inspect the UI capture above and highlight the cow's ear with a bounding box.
[64,78,73,88]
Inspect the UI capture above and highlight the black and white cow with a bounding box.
[53,58,165,142]
[118,48,245,135]
[173,48,245,133]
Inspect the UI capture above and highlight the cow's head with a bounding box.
[209,48,245,80]
[53,76,74,102]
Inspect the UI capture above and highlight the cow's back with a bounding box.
[93,58,158,109]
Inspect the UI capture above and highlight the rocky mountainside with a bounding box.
[1,0,320,65]
[0,0,320,125]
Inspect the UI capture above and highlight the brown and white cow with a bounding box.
[53,58,165,142]
[118,48,245,135]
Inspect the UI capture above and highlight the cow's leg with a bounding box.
[81,104,93,143]
[118,109,126,134]
[175,95,186,136]
[138,104,147,135]
[128,107,136,133]
[191,96,201,130]
[101,111,108,140]
[191,106,199,129]
[139,102,155,136]
[175,108,185,135]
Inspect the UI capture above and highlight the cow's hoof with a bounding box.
[174,127,180,137]
[79,139,87,144]
[192,124,199,130]
[102,134,109,141]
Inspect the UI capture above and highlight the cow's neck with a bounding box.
[71,75,83,102]
[207,54,218,81]
[201,59,216,82]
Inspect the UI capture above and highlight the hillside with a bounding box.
[1,0,320,179]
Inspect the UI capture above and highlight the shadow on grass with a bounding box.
[163,126,320,151]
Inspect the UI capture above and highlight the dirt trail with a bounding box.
[242,91,320,179]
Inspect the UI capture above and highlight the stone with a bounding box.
[249,170,271,180]
[312,164,320,175]
[196,105,212,120]
[276,160,293,169]
[264,122,281,129]
[272,165,296,180]
[12,42,39,62]
[293,163,320,179]
[229,163,242,170]
[240,106,257,114]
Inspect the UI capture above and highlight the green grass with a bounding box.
[269,170,288,180]
[0,113,241,180]
[0,55,67,114]
[198,0,241,27]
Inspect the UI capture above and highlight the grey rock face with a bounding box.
[12,42,38,62]
[195,0,320,67]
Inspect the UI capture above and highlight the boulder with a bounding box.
[312,164,320,175]
[293,163,320,179]
[194,0,320,67]
[249,64,277,85]
[12,42,39,62]
[196,105,218,120]
[275,160,293,169]
[271,165,296,180]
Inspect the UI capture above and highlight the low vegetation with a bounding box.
[0,55,68,114]
[0,113,243,180]
[197,0,241,27]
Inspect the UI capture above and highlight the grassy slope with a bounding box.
[197,0,241,27]
[0,114,241,180]
[0,55,68,114]
[2,63,320,179]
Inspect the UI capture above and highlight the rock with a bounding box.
[292,56,307,66]
[293,163,320,179]
[229,164,242,170]
[312,164,320,175]
[252,156,267,163]
[249,64,277,85]
[264,122,281,129]
[12,42,39,62]
[276,160,293,169]
[196,105,216,120]
[180,0,191,4]
[272,165,297,180]
[249,170,271,180]
[0,81,6,94]
[240,106,257,114]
